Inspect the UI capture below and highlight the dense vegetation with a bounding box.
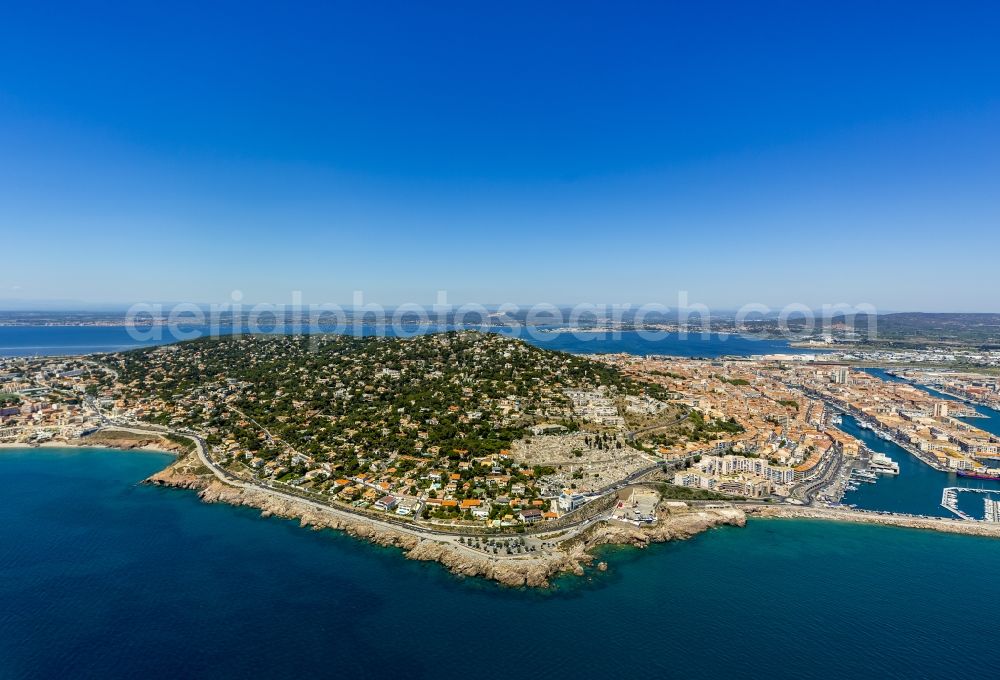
[109,332,666,477]
[0,392,21,406]
[681,409,745,443]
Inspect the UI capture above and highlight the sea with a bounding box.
[3,327,1000,679]
[3,447,1000,679]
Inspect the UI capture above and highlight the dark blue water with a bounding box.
[0,325,810,358]
[3,447,1000,680]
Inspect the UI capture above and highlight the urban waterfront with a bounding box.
[2,447,1000,680]
[839,414,1000,517]
[840,369,1000,518]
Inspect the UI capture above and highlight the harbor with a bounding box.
[837,413,1000,518]
[826,452,899,497]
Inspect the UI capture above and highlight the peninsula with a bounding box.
[3,331,1000,586]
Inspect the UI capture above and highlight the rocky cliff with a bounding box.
[79,430,189,454]
[143,453,748,587]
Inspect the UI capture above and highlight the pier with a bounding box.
[986,498,1000,523]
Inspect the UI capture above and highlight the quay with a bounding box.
[801,389,951,473]
[746,503,1000,539]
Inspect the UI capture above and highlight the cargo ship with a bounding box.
[956,469,1000,481]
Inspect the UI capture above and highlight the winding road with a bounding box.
[95,423,626,561]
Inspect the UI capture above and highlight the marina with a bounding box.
[939,487,1000,522]
[986,498,1000,523]
[7,447,1000,679]
[851,469,878,483]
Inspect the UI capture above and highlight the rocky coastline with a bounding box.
[145,449,747,587]
[0,431,189,455]
[80,430,191,454]
[28,435,1000,587]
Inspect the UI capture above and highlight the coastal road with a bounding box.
[790,449,846,504]
[97,424,615,559]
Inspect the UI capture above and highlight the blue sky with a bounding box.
[1,1,999,311]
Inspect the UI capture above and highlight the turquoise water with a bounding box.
[3,447,1000,679]
[0,325,808,358]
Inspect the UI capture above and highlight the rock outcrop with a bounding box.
[145,449,212,489]
[568,506,746,555]
[78,430,189,454]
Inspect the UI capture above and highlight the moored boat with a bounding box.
[957,469,1000,481]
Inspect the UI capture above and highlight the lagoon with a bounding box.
[0,324,811,358]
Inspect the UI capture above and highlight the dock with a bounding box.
[986,498,1000,523]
